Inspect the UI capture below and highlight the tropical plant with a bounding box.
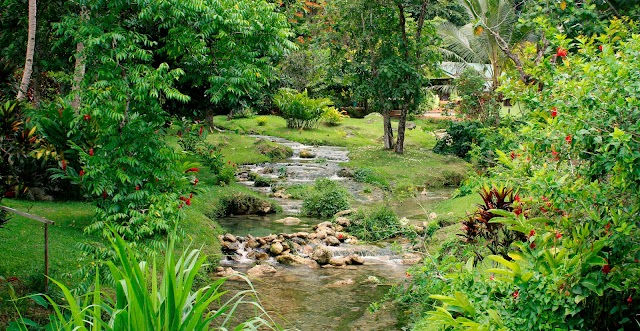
[301,178,350,218]
[273,88,333,129]
[13,229,277,331]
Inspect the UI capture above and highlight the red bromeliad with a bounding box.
[185,167,199,173]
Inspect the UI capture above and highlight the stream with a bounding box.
[216,135,453,330]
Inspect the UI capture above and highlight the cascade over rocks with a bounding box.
[219,220,364,268]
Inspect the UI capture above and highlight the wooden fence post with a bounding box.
[0,206,55,292]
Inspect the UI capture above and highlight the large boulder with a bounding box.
[223,233,237,242]
[325,236,340,246]
[270,242,284,255]
[312,246,332,265]
[329,257,347,267]
[347,254,364,265]
[335,217,351,227]
[277,252,310,266]
[299,149,316,158]
[221,241,240,252]
[275,217,302,226]
[247,264,277,278]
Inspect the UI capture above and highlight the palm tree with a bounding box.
[437,0,521,89]
[17,0,36,101]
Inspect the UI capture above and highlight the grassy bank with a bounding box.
[211,115,468,189]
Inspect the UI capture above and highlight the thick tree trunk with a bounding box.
[17,0,37,101]
[382,109,394,150]
[395,103,408,154]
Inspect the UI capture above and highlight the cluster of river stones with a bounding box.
[214,211,378,278]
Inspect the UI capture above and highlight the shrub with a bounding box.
[453,68,501,124]
[346,205,407,242]
[322,107,349,126]
[254,139,293,160]
[208,191,281,218]
[256,116,268,126]
[353,167,390,190]
[273,88,333,129]
[253,175,272,187]
[301,179,350,219]
[433,121,482,159]
[17,229,277,331]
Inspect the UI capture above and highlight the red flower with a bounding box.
[189,193,193,199]
[555,231,562,239]
[185,198,191,206]
[79,170,85,177]
[556,47,568,57]
[551,107,558,117]
[514,195,521,203]
[406,272,411,278]
[199,126,204,136]
[528,229,536,238]
[510,151,516,160]
[529,242,536,249]
[61,160,67,171]
[89,148,94,156]
[193,178,199,186]
[635,259,639,263]
[598,45,603,52]
[135,185,140,191]
[551,150,560,161]
[179,196,187,201]
[102,190,107,199]
[337,233,344,240]
[602,264,611,274]
[83,114,91,121]
[565,135,572,144]
[178,202,184,209]
[514,208,522,216]
[627,296,633,304]
[490,274,495,281]
[512,290,519,299]
[185,167,199,173]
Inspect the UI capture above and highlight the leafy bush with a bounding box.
[208,191,281,218]
[301,179,350,219]
[273,88,334,129]
[346,205,407,242]
[17,229,277,331]
[454,68,501,124]
[433,121,482,160]
[353,167,390,190]
[256,116,268,126]
[322,107,349,126]
[253,175,272,187]
[459,185,525,259]
[254,139,293,160]
[422,21,640,330]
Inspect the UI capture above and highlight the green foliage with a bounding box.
[256,116,268,126]
[421,21,640,330]
[322,107,348,126]
[346,205,408,242]
[208,191,281,218]
[453,69,501,124]
[433,121,482,160]
[353,167,390,190]
[254,139,294,160]
[253,176,273,188]
[17,229,276,330]
[301,178,350,219]
[274,88,334,129]
[0,100,53,197]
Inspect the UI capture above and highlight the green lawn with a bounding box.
[212,115,469,189]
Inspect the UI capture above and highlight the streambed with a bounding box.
[216,135,452,330]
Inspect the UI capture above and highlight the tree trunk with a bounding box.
[382,109,394,150]
[395,103,408,154]
[17,0,37,101]
[71,8,88,112]
[71,41,86,111]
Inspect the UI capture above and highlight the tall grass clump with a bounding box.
[13,229,277,331]
[301,178,350,219]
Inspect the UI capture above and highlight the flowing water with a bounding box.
[216,135,453,330]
